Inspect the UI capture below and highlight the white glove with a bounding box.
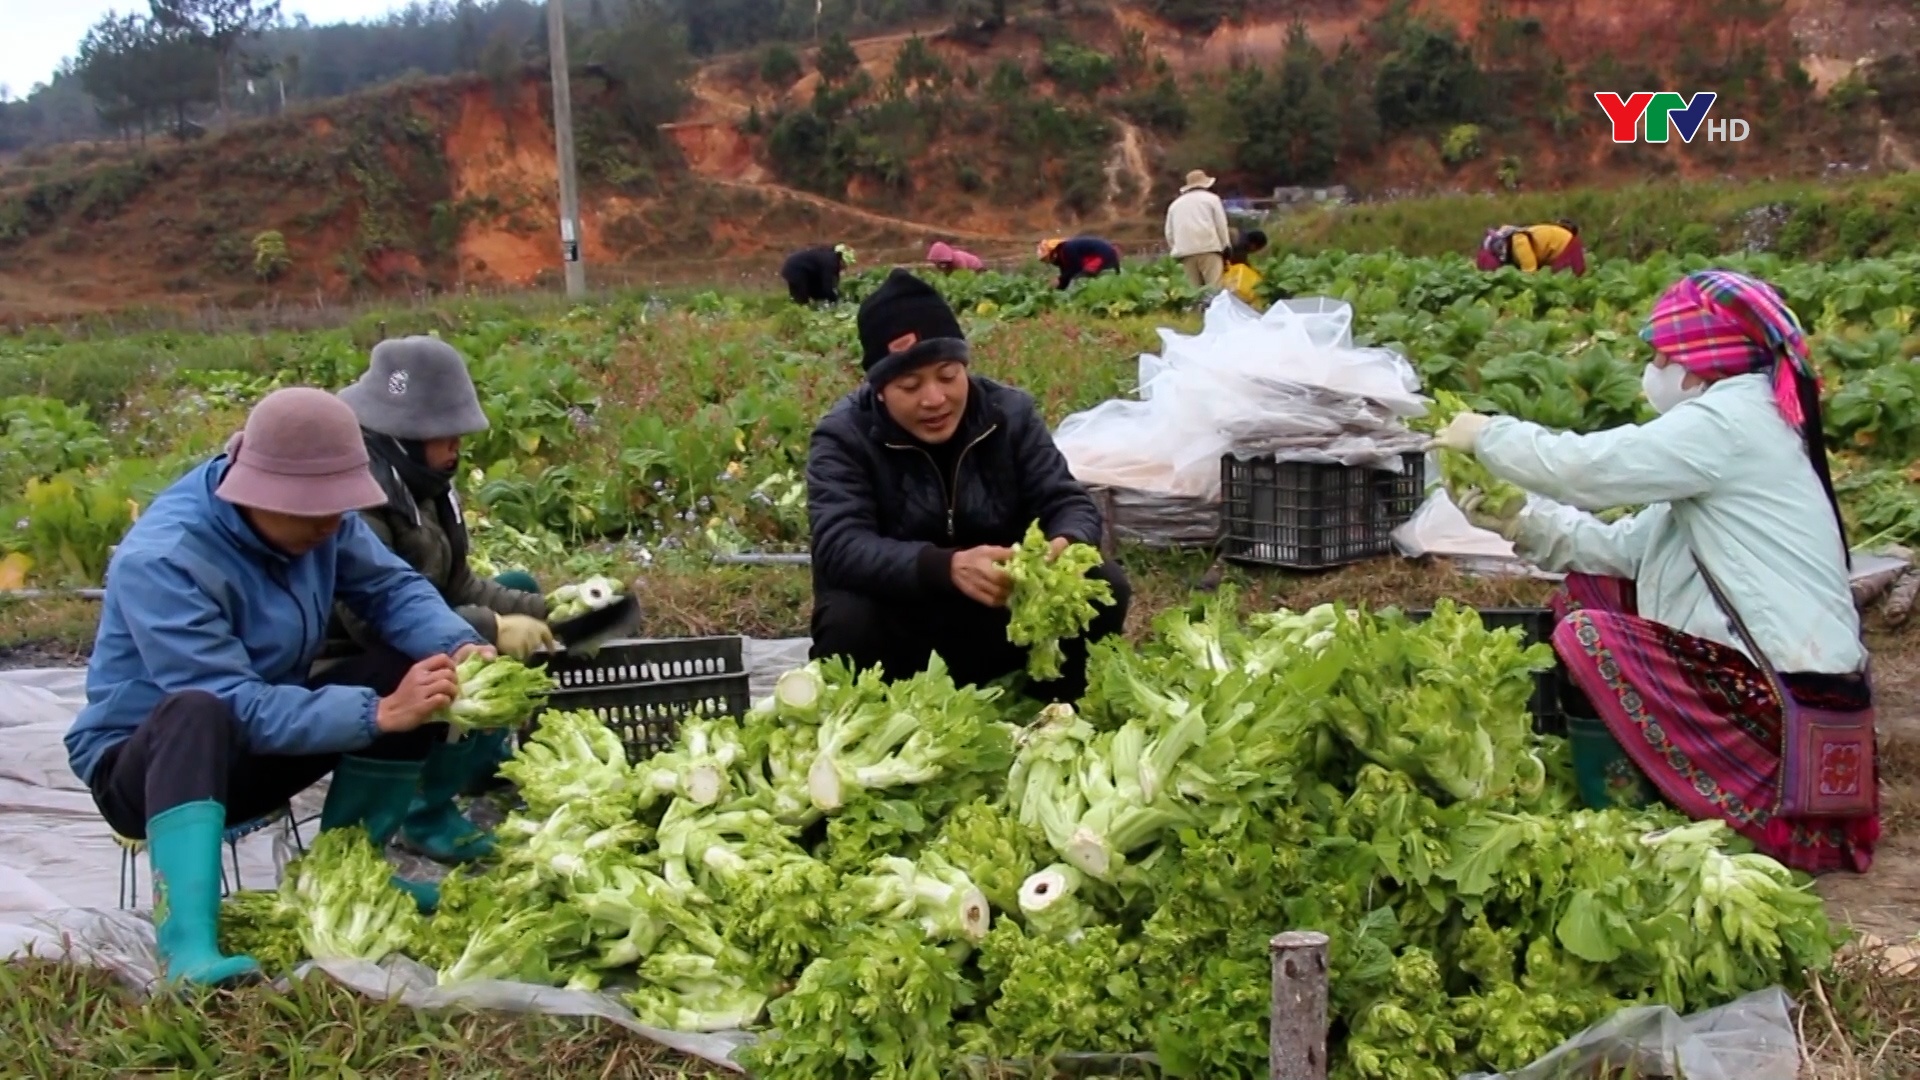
[1458,487,1522,541]
[1430,412,1491,454]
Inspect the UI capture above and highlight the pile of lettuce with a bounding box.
[222,594,1839,1080]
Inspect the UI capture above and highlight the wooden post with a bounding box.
[1269,930,1330,1080]
[546,0,587,299]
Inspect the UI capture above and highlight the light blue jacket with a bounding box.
[65,456,487,785]
[1477,372,1865,676]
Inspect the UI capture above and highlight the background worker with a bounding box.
[1038,235,1122,291]
[319,337,558,865]
[1476,220,1586,275]
[1164,168,1234,290]
[780,243,857,304]
[1225,228,1268,267]
[927,240,985,273]
[805,269,1131,702]
[1221,229,1270,304]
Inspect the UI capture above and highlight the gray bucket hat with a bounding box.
[337,336,490,441]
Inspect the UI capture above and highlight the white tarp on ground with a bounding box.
[0,640,1803,1077]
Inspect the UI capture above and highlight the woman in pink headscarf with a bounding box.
[926,241,985,273]
[1432,269,1876,875]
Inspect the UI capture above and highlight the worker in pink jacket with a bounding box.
[927,241,985,273]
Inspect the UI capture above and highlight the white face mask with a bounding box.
[1642,362,1704,414]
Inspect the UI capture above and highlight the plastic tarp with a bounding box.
[0,642,1805,1077]
[1460,987,1800,1080]
[1053,293,1430,546]
[0,639,814,1073]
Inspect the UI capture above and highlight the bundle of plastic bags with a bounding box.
[1053,294,1429,517]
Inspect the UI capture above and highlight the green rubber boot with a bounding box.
[147,801,263,987]
[493,569,540,594]
[319,755,441,913]
[398,736,496,864]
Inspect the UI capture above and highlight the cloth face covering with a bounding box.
[1642,362,1704,414]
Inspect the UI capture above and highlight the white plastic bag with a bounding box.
[1459,987,1801,1080]
[1054,293,1429,506]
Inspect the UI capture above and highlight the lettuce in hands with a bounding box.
[1419,389,1529,518]
[1002,521,1112,681]
[443,653,557,733]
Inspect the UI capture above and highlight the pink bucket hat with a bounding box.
[214,387,389,516]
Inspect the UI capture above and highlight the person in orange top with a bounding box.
[1476,220,1586,275]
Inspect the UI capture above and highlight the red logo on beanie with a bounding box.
[889,333,919,354]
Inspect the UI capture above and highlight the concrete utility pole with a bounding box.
[547,0,587,299]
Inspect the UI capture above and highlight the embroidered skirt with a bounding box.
[1551,573,1878,875]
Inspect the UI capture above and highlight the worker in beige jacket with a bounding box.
[1164,169,1234,290]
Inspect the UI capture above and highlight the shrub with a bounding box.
[761,44,803,88]
[1496,155,1521,190]
[1440,124,1484,165]
[252,230,292,282]
[1043,42,1117,97]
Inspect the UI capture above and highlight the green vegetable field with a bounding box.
[7,249,1920,592]
[4,248,1920,1076]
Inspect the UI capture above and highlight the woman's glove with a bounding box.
[495,614,557,660]
[1430,411,1491,454]
[1458,488,1523,540]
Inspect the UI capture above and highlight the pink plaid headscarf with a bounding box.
[1641,270,1817,428]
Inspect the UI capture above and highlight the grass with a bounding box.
[0,959,726,1078]
[1265,172,1920,263]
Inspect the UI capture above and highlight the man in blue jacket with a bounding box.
[66,387,494,987]
[805,269,1131,701]
[1038,235,1122,291]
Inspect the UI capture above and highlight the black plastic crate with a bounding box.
[533,636,751,761]
[1405,606,1566,736]
[1219,452,1425,570]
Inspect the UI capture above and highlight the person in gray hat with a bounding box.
[318,335,557,864]
[65,387,494,987]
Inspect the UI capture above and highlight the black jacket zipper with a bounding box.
[887,423,999,542]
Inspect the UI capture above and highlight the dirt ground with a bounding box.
[1816,629,1920,943]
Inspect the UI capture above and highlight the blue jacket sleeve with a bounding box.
[118,554,382,756]
[332,514,489,659]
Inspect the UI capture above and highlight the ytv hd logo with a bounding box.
[1593,92,1749,144]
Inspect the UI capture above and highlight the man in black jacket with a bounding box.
[781,243,855,305]
[805,268,1131,700]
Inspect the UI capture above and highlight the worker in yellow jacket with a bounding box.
[1476,220,1586,275]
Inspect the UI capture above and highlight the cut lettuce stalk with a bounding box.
[1018,862,1093,940]
[839,854,992,944]
[774,665,825,712]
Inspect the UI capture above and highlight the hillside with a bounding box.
[0,0,1917,319]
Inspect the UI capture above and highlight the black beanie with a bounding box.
[858,268,970,388]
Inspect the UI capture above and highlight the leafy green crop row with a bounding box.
[4,250,1918,585]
